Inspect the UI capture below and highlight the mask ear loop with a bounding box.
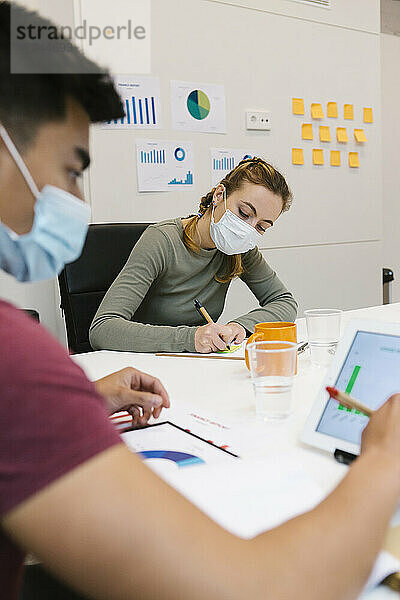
[0,125,40,199]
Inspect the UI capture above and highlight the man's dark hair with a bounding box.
[0,1,124,150]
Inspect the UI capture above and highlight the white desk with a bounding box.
[73,303,400,600]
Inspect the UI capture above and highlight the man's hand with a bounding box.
[361,394,400,473]
[94,367,170,426]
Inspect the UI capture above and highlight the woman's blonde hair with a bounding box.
[183,157,293,283]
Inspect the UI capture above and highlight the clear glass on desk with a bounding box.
[247,341,297,421]
[304,309,342,367]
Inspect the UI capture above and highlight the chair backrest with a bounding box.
[58,222,152,354]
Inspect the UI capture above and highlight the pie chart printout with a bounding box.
[187,90,211,120]
[122,422,235,476]
[137,450,205,467]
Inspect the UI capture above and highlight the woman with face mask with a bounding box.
[89,158,298,354]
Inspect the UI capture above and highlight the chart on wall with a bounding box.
[210,148,254,186]
[136,140,195,192]
[171,80,226,133]
[102,75,161,129]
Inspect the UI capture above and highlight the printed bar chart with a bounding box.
[168,171,194,185]
[140,149,166,164]
[213,157,234,170]
[108,95,158,126]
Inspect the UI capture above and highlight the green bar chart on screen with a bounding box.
[338,365,362,413]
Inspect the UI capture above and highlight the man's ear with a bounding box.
[213,184,225,206]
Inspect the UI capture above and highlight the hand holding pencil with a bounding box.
[193,298,246,354]
[328,386,400,472]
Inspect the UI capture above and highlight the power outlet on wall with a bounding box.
[245,110,271,131]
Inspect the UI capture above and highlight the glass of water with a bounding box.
[247,341,297,420]
[304,309,342,367]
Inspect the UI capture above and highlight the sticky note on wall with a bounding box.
[302,124,313,140]
[354,129,367,143]
[349,152,360,168]
[293,98,305,115]
[363,107,373,123]
[344,104,354,120]
[292,148,304,165]
[313,149,324,165]
[319,126,331,142]
[330,151,341,166]
[311,103,324,119]
[337,127,348,143]
[327,102,338,118]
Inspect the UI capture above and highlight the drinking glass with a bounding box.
[304,309,342,367]
[247,341,297,420]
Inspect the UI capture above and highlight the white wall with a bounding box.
[88,0,383,316]
[381,33,400,303]
[204,0,380,33]
[1,0,385,346]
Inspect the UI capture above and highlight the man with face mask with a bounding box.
[1,3,400,600]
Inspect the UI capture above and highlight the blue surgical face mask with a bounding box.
[0,125,91,282]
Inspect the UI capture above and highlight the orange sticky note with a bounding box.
[349,152,360,168]
[302,124,313,140]
[330,151,341,166]
[311,103,324,119]
[313,149,324,165]
[337,127,348,143]
[292,148,304,165]
[363,107,373,123]
[327,102,338,118]
[344,104,354,120]
[354,129,367,143]
[319,126,331,142]
[293,98,305,115]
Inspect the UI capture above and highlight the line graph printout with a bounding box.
[317,330,400,444]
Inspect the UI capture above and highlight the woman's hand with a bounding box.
[194,322,245,353]
[226,322,246,345]
[94,367,170,426]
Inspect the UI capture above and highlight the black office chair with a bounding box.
[58,222,152,354]
[23,310,40,322]
[20,564,90,600]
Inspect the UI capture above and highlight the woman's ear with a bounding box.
[213,184,225,206]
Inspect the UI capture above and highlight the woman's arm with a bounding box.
[231,247,298,333]
[89,227,197,353]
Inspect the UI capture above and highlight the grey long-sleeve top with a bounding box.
[89,218,298,353]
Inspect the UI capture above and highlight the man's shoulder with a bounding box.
[0,299,80,383]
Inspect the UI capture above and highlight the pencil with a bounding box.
[326,386,373,418]
[156,353,245,360]
[193,298,230,351]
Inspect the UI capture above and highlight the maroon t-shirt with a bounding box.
[0,300,121,599]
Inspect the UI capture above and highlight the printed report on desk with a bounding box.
[317,331,400,445]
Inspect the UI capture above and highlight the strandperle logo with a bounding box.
[15,19,147,46]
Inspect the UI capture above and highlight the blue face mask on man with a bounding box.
[0,124,91,282]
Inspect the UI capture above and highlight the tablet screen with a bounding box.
[316,330,400,445]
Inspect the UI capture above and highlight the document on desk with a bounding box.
[156,341,246,359]
[160,453,322,538]
[150,453,400,593]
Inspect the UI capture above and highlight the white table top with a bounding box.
[73,303,400,600]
